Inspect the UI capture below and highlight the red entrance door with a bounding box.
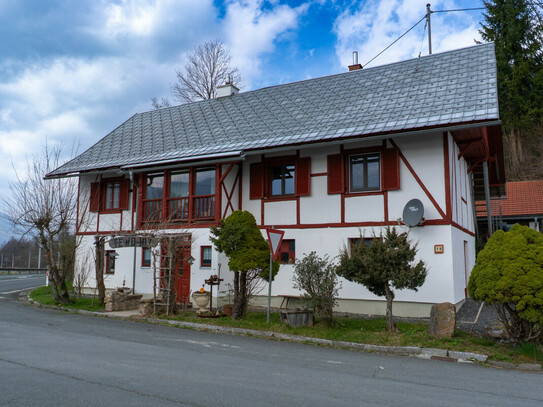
[175,243,191,304]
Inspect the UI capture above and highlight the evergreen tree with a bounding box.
[336,227,427,332]
[480,0,543,178]
[210,211,278,319]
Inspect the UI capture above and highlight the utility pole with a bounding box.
[426,3,432,55]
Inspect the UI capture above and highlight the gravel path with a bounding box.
[456,298,504,336]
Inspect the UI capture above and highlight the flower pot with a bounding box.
[222,304,233,317]
[192,291,210,312]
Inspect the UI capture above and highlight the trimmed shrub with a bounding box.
[468,224,543,343]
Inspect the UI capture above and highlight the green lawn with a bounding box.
[28,286,542,365]
[30,285,105,312]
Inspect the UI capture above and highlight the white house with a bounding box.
[47,43,505,317]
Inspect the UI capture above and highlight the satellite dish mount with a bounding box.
[402,199,424,227]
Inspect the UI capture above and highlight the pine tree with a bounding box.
[480,0,543,178]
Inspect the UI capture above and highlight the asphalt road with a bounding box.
[0,292,542,406]
[0,274,46,295]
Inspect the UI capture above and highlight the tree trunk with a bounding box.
[94,236,106,305]
[240,271,248,317]
[384,282,398,333]
[232,271,241,320]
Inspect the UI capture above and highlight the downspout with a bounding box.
[130,170,138,293]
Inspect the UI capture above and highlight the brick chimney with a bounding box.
[348,51,362,71]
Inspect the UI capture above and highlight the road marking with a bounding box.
[153,337,241,349]
[325,360,342,365]
[0,285,43,294]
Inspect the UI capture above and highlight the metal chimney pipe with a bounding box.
[353,51,358,66]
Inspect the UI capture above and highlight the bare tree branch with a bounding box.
[2,144,78,304]
[170,40,242,103]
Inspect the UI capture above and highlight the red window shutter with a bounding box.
[119,179,130,210]
[327,154,344,194]
[295,157,311,196]
[249,163,264,199]
[90,182,101,212]
[382,148,400,190]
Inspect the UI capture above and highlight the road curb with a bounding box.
[23,294,542,372]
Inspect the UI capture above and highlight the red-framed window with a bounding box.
[271,164,295,196]
[249,156,310,199]
[279,239,295,264]
[349,153,380,192]
[201,246,212,267]
[105,251,116,274]
[90,178,129,212]
[327,147,399,195]
[141,166,217,224]
[142,247,152,268]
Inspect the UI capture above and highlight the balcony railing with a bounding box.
[142,195,215,223]
[143,199,162,223]
[193,195,215,220]
[167,197,189,221]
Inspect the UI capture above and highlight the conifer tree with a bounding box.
[480,0,543,177]
[337,227,427,332]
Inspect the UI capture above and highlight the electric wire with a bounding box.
[363,15,426,67]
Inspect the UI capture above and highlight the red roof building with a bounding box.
[476,181,543,232]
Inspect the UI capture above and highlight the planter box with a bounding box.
[280,310,314,327]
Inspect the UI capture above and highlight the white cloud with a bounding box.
[223,0,309,86]
[333,0,482,69]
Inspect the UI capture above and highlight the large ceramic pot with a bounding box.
[222,304,233,317]
[192,291,210,312]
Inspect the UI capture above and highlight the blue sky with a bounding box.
[0,0,486,241]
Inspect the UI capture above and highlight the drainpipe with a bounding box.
[130,170,138,293]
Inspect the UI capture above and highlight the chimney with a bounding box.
[348,51,362,71]
[216,75,239,98]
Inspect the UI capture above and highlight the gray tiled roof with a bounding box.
[49,43,499,177]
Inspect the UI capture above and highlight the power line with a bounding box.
[364,16,426,67]
[432,7,485,13]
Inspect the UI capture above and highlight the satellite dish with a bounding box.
[402,199,424,227]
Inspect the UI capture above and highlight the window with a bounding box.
[104,181,121,209]
[271,164,295,196]
[142,248,151,267]
[146,173,164,199]
[279,239,295,264]
[105,251,116,274]
[170,170,189,198]
[195,168,215,196]
[90,178,129,212]
[350,153,380,192]
[201,246,212,267]
[349,237,378,253]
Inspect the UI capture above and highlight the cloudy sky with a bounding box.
[0,0,485,240]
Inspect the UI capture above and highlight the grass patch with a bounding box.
[30,285,104,312]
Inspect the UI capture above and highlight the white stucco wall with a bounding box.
[74,131,475,313]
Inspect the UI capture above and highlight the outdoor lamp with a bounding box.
[187,255,195,266]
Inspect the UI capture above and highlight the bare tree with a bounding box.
[171,39,242,103]
[3,144,78,304]
[151,97,172,110]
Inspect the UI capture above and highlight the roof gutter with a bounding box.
[244,120,502,157]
